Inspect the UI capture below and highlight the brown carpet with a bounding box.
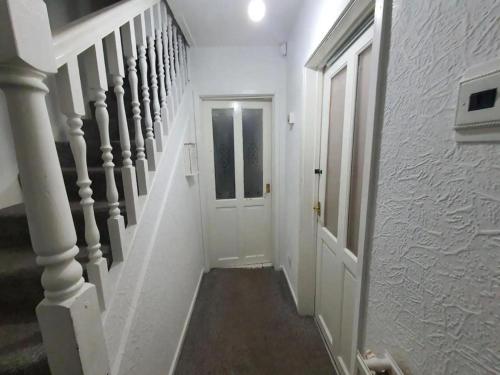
[175,268,336,375]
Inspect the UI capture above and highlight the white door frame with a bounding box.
[295,0,392,370]
[195,94,281,270]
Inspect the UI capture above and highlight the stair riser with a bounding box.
[0,209,119,248]
[82,118,138,144]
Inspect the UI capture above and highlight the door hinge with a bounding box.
[266,183,271,194]
[314,168,323,175]
[313,201,321,216]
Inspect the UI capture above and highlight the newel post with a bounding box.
[0,1,109,374]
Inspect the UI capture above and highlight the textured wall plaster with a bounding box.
[364,1,500,374]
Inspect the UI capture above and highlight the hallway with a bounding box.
[175,268,335,375]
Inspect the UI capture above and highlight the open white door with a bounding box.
[315,26,374,374]
[202,100,272,268]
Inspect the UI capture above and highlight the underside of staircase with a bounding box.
[0,78,145,374]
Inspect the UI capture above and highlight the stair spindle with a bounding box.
[146,7,164,152]
[162,4,175,123]
[167,14,179,109]
[105,29,139,225]
[122,20,150,195]
[135,13,158,171]
[154,3,169,135]
[55,58,112,312]
[173,25,182,102]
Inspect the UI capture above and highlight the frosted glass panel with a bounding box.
[212,108,236,199]
[242,108,264,198]
[347,45,372,255]
[324,67,347,238]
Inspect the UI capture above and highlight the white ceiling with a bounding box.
[168,0,303,47]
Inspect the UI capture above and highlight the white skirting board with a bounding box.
[280,265,298,309]
[168,268,205,375]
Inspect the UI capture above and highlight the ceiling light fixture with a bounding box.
[248,0,266,23]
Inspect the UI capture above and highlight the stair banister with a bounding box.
[135,12,158,171]
[104,28,140,226]
[52,0,159,68]
[145,7,165,152]
[121,20,150,196]
[154,3,170,135]
[82,41,127,263]
[0,1,109,374]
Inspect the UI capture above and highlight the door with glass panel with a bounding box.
[315,27,373,375]
[203,101,272,268]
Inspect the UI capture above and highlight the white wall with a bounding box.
[363,1,500,374]
[190,46,287,269]
[103,89,206,375]
[284,0,350,296]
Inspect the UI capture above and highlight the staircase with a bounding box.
[0,84,141,374]
[0,0,190,373]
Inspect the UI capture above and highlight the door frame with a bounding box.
[295,0,392,371]
[195,94,280,270]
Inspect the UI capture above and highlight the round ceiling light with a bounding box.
[248,0,266,22]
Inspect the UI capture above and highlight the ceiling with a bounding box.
[168,0,303,47]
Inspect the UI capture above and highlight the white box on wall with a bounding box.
[184,142,198,177]
[455,57,500,142]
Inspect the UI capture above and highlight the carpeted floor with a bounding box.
[175,268,336,375]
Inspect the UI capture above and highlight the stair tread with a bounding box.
[0,322,49,374]
[0,247,39,277]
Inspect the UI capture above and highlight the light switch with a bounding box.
[454,58,500,142]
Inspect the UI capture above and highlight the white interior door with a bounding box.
[315,26,374,375]
[202,100,272,268]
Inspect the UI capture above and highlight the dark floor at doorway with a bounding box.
[175,268,336,375]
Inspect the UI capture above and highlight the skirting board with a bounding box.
[280,265,298,309]
[168,268,205,375]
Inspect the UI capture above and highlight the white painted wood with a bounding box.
[154,4,170,135]
[82,41,127,266]
[173,25,183,102]
[0,2,109,372]
[135,12,158,171]
[306,0,374,70]
[161,5,175,121]
[56,58,110,311]
[167,15,179,110]
[315,27,373,375]
[52,0,159,67]
[202,100,273,268]
[122,20,150,196]
[105,29,139,225]
[146,7,165,152]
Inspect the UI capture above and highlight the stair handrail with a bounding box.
[52,0,158,67]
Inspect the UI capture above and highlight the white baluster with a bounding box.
[162,4,175,123]
[154,3,169,135]
[173,25,182,102]
[105,29,139,226]
[121,20,150,195]
[56,59,109,311]
[82,42,126,264]
[145,7,165,152]
[134,13,158,171]
[167,14,179,110]
[177,35,186,90]
[0,3,109,373]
